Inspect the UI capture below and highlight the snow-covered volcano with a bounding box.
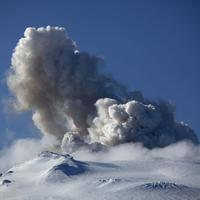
[2,25,200,200]
[0,151,200,200]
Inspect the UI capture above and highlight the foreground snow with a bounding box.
[0,151,200,200]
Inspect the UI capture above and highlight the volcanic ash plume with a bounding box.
[7,26,198,151]
[7,26,125,139]
[89,98,198,148]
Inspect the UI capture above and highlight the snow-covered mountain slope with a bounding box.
[0,151,200,200]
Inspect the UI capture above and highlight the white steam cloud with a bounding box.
[7,26,198,153]
[0,135,58,171]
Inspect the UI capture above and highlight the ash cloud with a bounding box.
[8,26,125,140]
[88,98,198,148]
[7,26,198,152]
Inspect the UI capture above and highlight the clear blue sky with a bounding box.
[0,0,200,147]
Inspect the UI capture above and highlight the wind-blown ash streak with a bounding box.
[7,26,198,150]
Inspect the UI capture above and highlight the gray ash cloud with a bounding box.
[7,26,198,152]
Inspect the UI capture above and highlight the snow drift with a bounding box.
[7,26,198,151]
[0,151,200,200]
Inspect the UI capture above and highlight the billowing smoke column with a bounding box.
[7,26,198,152]
[8,26,125,139]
